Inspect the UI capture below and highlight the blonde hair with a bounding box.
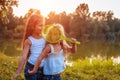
[54,23,66,37]
[54,23,71,49]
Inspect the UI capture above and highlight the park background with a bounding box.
[0,0,120,80]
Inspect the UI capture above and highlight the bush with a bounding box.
[0,53,24,80]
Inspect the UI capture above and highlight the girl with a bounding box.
[14,14,46,80]
[28,24,77,80]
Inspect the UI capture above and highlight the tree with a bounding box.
[46,11,60,24]
[59,11,70,33]
[0,0,18,24]
[70,3,90,41]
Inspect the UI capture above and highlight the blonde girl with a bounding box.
[28,23,77,80]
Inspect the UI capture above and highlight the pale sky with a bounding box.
[13,0,120,18]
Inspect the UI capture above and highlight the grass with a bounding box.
[0,53,24,80]
[1,53,120,80]
[62,56,120,80]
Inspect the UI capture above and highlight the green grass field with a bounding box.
[1,53,120,80]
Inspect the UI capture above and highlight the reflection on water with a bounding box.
[0,40,120,58]
[70,41,120,60]
[0,40,22,56]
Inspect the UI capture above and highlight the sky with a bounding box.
[13,0,120,18]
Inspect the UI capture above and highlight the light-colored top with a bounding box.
[43,44,66,75]
[28,36,46,67]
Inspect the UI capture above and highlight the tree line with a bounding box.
[0,1,120,42]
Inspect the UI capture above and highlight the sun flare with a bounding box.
[13,0,120,18]
[13,0,73,17]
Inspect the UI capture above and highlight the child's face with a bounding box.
[34,22,44,34]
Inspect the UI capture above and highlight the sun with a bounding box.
[36,0,62,17]
[13,0,65,17]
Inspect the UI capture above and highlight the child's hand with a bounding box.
[28,69,36,75]
[70,38,76,44]
[13,73,20,80]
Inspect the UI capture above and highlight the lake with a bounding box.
[0,40,120,59]
[0,40,22,56]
